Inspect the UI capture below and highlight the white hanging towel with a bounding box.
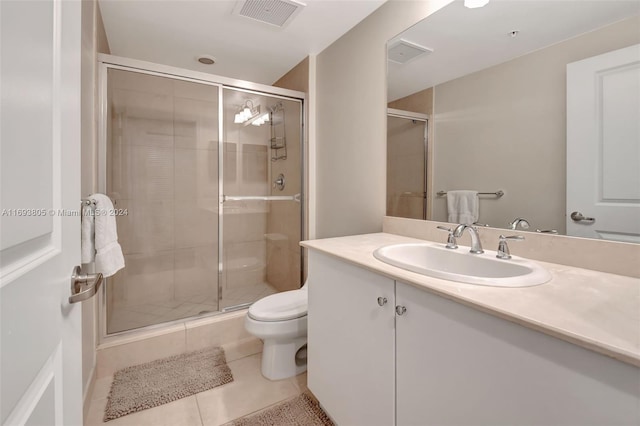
[447,190,479,224]
[81,203,95,264]
[88,194,125,277]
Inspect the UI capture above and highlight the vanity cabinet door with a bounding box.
[395,281,640,426]
[307,251,395,426]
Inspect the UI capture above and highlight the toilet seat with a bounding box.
[248,289,307,322]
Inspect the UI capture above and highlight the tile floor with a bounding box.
[85,351,307,426]
[108,282,277,333]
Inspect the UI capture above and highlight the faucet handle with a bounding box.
[436,226,458,249]
[496,235,524,259]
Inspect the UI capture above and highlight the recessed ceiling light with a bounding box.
[197,55,215,65]
[508,30,520,38]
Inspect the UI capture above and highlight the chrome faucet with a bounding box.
[452,224,484,254]
[509,217,530,230]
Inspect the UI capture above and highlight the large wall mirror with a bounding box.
[386,0,640,243]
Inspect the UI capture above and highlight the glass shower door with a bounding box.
[220,88,302,309]
[105,69,220,334]
[386,114,428,220]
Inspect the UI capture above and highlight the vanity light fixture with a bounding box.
[249,112,270,126]
[234,100,270,126]
[464,0,490,8]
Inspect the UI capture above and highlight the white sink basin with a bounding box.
[373,243,551,287]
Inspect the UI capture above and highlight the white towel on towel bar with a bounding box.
[83,194,125,277]
[447,190,479,224]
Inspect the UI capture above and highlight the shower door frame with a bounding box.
[96,54,306,344]
[386,108,430,220]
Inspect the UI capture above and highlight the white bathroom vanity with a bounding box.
[302,233,640,426]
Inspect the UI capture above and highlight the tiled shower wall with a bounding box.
[267,100,302,292]
[107,70,219,333]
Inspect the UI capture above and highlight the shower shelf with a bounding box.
[270,136,286,149]
[270,103,287,161]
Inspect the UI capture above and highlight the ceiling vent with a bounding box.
[233,0,306,28]
[388,39,433,64]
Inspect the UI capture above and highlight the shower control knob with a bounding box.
[395,305,407,316]
[377,297,387,306]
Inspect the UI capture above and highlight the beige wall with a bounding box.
[80,0,110,415]
[388,87,433,115]
[273,57,309,93]
[314,0,453,238]
[431,16,640,232]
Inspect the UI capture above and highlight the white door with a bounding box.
[1,1,83,425]
[566,44,640,242]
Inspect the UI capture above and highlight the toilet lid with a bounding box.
[248,289,307,322]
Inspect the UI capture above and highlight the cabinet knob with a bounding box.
[377,297,387,306]
[395,305,407,315]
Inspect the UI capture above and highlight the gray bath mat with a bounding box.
[224,392,335,426]
[104,346,233,421]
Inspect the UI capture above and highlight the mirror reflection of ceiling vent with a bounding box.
[388,39,433,64]
[233,0,306,28]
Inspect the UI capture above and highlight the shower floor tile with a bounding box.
[84,352,308,426]
[220,282,277,310]
[107,282,277,334]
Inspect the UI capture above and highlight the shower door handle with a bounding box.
[223,193,301,203]
[69,266,103,303]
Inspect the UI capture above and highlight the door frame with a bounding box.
[96,55,306,345]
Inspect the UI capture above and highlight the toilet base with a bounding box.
[261,336,307,380]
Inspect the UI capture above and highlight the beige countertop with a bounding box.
[301,233,640,367]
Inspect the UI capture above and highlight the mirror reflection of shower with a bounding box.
[386,109,428,220]
[104,66,303,335]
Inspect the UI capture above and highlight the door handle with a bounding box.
[570,211,595,223]
[69,266,103,303]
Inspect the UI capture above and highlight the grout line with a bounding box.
[183,322,188,350]
[194,395,205,426]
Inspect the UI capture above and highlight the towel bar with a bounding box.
[437,190,504,197]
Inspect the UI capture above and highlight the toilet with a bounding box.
[245,282,308,380]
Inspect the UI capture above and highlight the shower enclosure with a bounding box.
[386,109,428,220]
[99,56,304,336]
